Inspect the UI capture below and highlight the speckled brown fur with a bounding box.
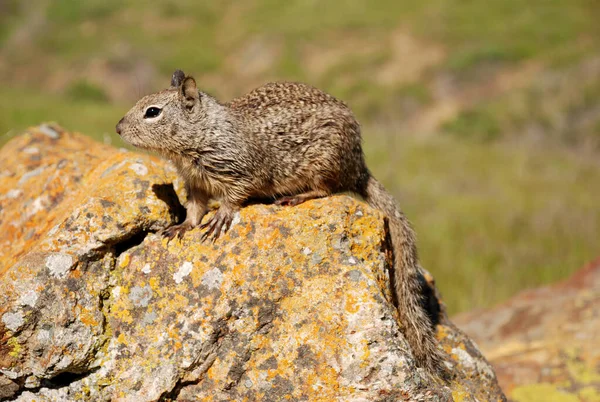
[116,70,446,375]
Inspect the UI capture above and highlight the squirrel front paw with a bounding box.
[161,221,193,241]
[200,207,235,242]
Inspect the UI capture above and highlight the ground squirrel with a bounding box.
[116,70,446,375]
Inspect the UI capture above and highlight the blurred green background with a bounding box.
[1,0,599,314]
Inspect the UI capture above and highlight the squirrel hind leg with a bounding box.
[274,189,331,207]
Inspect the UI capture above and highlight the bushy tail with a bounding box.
[363,174,446,375]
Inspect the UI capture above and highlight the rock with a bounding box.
[0,125,506,401]
[455,257,600,401]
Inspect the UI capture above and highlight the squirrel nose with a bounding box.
[116,118,124,135]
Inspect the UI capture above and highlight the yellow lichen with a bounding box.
[579,386,600,402]
[117,333,128,346]
[112,305,133,324]
[79,307,99,326]
[7,337,21,358]
[511,383,580,402]
[359,339,371,368]
[148,276,161,293]
[451,388,469,402]
[567,357,600,385]
[344,292,359,314]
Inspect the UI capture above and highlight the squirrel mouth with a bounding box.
[118,132,149,151]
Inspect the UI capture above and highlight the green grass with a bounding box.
[443,59,600,149]
[245,0,600,72]
[0,87,127,147]
[46,0,123,23]
[4,0,598,93]
[0,0,21,45]
[424,0,600,69]
[446,45,519,73]
[443,109,502,142]
[66,80,110,102]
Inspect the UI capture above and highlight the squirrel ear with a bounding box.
[171,69,185,87]
[181,76,199,109]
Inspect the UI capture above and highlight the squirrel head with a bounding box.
[116,70,207,152]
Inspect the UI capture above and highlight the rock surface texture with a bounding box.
[0,125,505,401]
[455,258,600,402]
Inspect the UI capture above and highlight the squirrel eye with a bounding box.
[144,107,162,119]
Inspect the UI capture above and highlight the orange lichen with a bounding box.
[79,307,99,327]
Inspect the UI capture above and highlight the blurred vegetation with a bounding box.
[1,0,599,314]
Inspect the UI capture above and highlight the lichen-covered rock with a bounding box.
[455,258,600,402]
[0,125,505,401]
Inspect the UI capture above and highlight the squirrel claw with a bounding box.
[274,196,302,207]
[200,208,233,242]
[161,223,191,243]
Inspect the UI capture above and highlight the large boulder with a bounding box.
[455,258,600,401]
[0,125,505,401]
